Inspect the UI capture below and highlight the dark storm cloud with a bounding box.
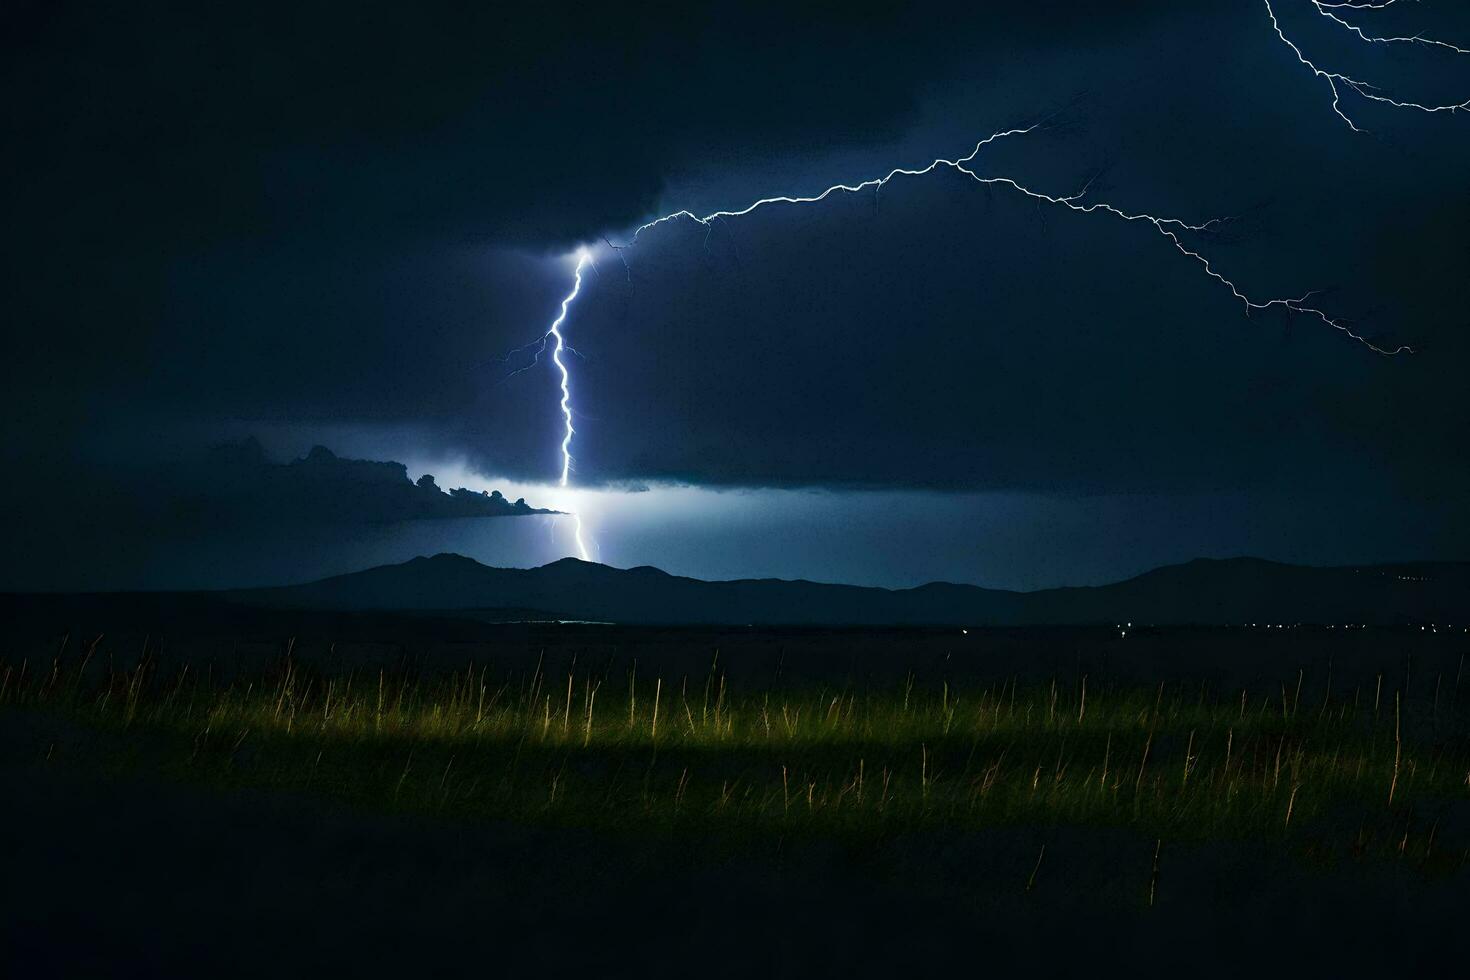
[5,1,1165,248]
[4,0,1171,455]
[4,0,1469,586]
[452,2,1470,502]
[87,438,548,527]
[2,438,551,591]
[200,439,552,522]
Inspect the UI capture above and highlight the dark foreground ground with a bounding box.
[4,612,1467,977]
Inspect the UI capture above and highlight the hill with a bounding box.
[233,554,1470,626]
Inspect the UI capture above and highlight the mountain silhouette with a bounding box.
[232,554,1470,626]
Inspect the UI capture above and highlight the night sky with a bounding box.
[5,0,1468,591]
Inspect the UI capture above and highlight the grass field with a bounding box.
[6,638,1467,871]
[6,627,1470,974]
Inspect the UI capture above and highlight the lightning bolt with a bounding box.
[1265,0,1470,131]
[1312,0,1469,54]
[627,121,1410,354]
[543,248,592,561]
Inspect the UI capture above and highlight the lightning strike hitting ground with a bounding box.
[1266,0,1470,131]
[546,249,591,561]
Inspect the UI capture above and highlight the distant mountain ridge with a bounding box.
[232,555,1470,627]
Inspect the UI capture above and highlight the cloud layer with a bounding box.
[5,0,1468,586]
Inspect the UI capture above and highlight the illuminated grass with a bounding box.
[4,651,1468,862]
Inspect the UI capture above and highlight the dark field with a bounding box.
[4,615,1468,976]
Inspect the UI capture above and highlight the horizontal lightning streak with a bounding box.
[627,120,1409,354]
[1313,0,1469,54]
